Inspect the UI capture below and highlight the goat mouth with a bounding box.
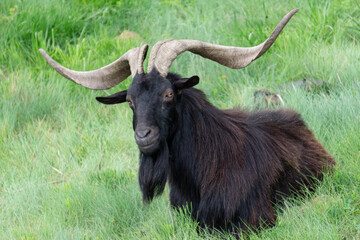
[139,141,157,149]
[136,137,160,154]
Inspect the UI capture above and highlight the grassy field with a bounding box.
[1,0,359,239]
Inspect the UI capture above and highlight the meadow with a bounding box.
[0,0,359,239]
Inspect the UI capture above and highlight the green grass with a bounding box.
[1,0,359,239]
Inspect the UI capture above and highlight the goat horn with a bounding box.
[147,9,298,77]
[39,44,149,90]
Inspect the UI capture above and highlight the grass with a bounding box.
[1,0,359,239]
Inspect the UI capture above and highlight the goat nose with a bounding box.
[135,128,151,139]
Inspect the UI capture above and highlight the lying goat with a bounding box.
[39,9,335,234]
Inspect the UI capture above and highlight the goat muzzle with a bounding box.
[135,126,160,154]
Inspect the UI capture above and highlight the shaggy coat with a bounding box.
[166,85,334,231]
[97,72,335,233]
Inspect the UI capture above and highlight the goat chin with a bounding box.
[137,138,160,155]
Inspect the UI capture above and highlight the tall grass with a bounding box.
[1,0,359,239]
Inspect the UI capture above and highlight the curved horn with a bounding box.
[39,44,149,90]
[147,9,298,77]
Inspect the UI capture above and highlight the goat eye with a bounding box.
[128,100,133,107]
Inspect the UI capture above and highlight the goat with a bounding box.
[39,9,335,234]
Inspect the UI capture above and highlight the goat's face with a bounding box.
[96,71,199,155]
[128,73,176,155]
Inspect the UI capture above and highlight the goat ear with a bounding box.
[96,90,127,105]
[174,75,199,91]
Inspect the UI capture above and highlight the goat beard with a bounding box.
[138,142,169,204]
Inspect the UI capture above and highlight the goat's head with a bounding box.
[96,70,199,155]
[39,9,298,156]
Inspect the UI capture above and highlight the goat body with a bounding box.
[165,81,335,231]
[96,71,335,232]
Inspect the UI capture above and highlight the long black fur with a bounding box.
[97,71,335,234]
[139,142,169,203]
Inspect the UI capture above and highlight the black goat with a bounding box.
[39,9,335,234]
[96,70,335,232]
